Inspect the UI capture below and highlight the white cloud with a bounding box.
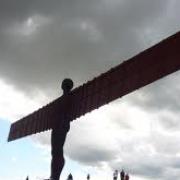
[0,79,48,122]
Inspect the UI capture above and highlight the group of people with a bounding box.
[66,171,129,180]
[25,170,130,180]
[113,170,129,180]
[66,170,129,180]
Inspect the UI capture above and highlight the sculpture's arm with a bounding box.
[8,97,63,141]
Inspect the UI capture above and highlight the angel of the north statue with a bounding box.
[8,31,180,180]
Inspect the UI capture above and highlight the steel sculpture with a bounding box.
[8,31,180,180]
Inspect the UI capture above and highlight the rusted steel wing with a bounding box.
[8,31,180,142]
[8,97,62,141]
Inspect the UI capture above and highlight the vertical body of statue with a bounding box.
[50,79,74,180]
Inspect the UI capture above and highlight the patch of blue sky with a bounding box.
[0,118,49,178]
[1,118,92,179]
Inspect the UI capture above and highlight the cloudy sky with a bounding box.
[0,0,180,180]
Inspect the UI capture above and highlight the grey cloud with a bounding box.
[63,115,119,166]
[0,0,175,97]
[127,71,180,111]
[65,144,116,166]
[158,112,180,132]
[126,71,180,133]
[110,136,180,180]
[150,132,180,155]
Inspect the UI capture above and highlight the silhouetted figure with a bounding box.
[87,174,90,180]
[67,173,73,180]
[26,176,29,180]
[50,79,74,180]
[113,170,118,180]
[120,170,125,180]
[125,174,129,180]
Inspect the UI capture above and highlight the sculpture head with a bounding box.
[61,78,74,94]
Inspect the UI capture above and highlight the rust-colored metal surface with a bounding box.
[8,31,180,142]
